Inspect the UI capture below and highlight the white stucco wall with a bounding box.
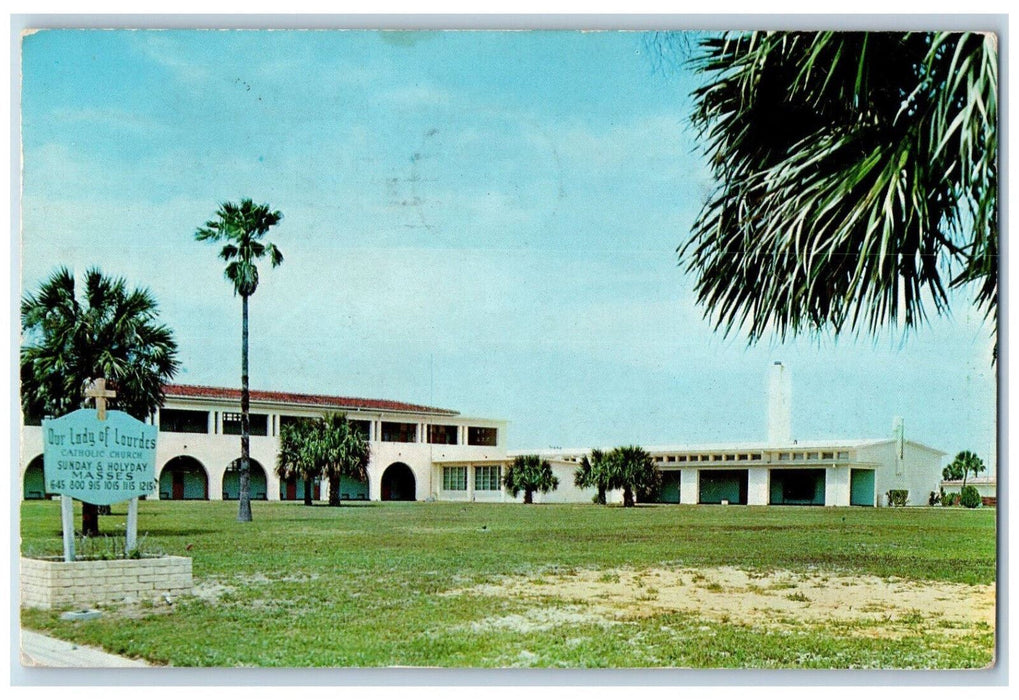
[856,440,945,506]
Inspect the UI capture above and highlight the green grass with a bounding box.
[19,500,996,668]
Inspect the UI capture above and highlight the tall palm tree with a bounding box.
[574,448,610,504]
[683,32,997,348]
[196,199,283,522]
[21,267,179,534]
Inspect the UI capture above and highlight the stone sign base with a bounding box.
[20,555,192,609]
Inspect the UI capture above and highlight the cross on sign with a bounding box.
[85,378,117,420]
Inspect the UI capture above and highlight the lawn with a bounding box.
[19,500,997,668]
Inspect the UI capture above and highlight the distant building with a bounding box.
[940,477,997,506]
[19,364,947,506]
[20,384,507,503]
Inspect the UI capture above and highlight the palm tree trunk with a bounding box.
[623,487,634,508]
[238,294,252,522]
[303,478,313,506]
[524,488,533,504]
[597,485,606,505]
[81,502,100,536]
[329,474,341,506]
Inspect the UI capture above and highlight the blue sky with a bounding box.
[19,29,997,466]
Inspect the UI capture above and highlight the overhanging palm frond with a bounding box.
[683,31,997,345]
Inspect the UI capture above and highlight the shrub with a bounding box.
[942,492,960,507]
[960,485,981,509]
[886,490,909,507]
[928,491,941,506]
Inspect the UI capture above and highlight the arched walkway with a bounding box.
[279,474,322,501]
[381,462,416,501]
[23,455,46,500]
[159,456,209,500]
[223,459,268,500]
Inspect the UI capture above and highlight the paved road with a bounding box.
[19,629,150,668]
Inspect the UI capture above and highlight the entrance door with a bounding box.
[286,478,297,501]
[172,472,185,500]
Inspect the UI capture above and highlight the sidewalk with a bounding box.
[19,629,150,668]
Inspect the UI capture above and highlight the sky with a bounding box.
[17,29,997,468]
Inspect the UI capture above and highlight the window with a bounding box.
[381,422,417,443]
[474,465,501,491]
[677,455,688,462]
[792,452,803,460]
[443,466,467,491]
[222,412,268,436]
[806,452,818,460]
[777,453,790,461]
[699,455,710,462]
[712,454,723,461]
[750,453,762,461]
[724,454,735,461]
[468,426,498,446]
[159,409,208,434]
[737,454,748,461]
[350,420,370,439]
[837,451,850,460]
[279,415,312,430]
[666,456,676,463]
[428,424,459,445]
[822,451,834,460]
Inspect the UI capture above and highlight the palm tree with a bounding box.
[606,446,660,508]
[574,448,610,504]
[321,413,370,507]
[275,419,320,506]
[945,450,986,489]
[503,455,558,504]
[21,267,179,534]
[683,32,997,348]
[196,199,283,522]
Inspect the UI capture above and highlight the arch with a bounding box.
[159,456,209,500]
[279,474,322,501]
[381,462,416,501]
[222,459,268,501]
[23,455,47,500]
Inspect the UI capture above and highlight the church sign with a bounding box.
[42,409,158,505]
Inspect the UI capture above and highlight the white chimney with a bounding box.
[768,362,792,444]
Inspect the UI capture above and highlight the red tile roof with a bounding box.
[162,384,459,416]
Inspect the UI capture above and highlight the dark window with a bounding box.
[428,424,458,445]
[350,419,370,439]
[279,415,312,430]
[467,426,497,446]
[159,409,209,433]
[381,422,417,443]
[222,412,268,436]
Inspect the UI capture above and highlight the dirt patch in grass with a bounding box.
[453,566,995,638]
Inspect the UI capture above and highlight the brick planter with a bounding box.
[20,555,192,609]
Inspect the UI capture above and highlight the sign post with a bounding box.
[42,379,158,561]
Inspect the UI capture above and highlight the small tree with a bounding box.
[944,450,986,488]
[574,449,611,504]
[275,419,320,506]
[504,455,558,504]
[960,485,982,509]
[321,413,370,507]
[607,446,660,508]
[275,414,370,506]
